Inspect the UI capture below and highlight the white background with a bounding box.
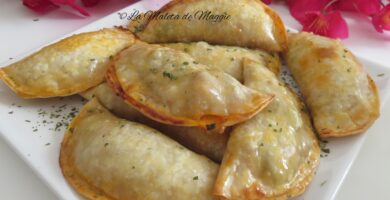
[0,0,389,199]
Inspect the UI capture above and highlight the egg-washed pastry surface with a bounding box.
[60,98,219,200]
[214,59,320,200]
[134,0,287,52]
[163,42,281,79]
[106,41,274,132]
[285,32,380,138]
[80,83,229,163]
[0,28,135,98]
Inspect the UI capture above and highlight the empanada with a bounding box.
[81,83,228,162]
[214,59,320,200]
[135,0,287,52]
[163,42,281,79]
[106,42,274,132]
[60,98,219,200]
[0,28,135,98]
[285,32,380,138]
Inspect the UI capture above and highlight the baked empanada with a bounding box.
[106,42,273,132]
[214,59,320,199]
[60,98,219,200]
[135,0,287,52]
[0,28,135,98]
[163,42,281,79]
[81,83,228,162]
[285,32,380,138]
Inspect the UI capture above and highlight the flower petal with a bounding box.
[287,0,332,23]
[261,0,272,5]
[335,0,381,15]
[51,0,90,16]
[22,0,58,13]
[81,0,100,7]
[371,4,390,33]
[302,11,349,39]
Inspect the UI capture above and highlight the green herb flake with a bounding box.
[90,58,96,62]
[104,143,109,147]
[33,18,39,22]
[45,143,51,146]
[183,48,189,52]
[193,61,199,64]
[206,124,216,131]
[193,176,199,180]
[377,73,385,77]
[25,120,31,123]
[320,180,327,187]
[162,71,178,80]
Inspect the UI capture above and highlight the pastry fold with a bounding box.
[60,98,219,200]
[214,59,320,200]
[285,32,380,138]
[106,41,274,132]
[0,28,135,98]
[134,0,287,52]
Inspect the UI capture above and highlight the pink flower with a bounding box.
[335,0,381,16]
[81,0,100,7]
[261,0,272,5]
[287,0,332,23]
[23,0,58,13]
[23,0,90,16]
[301,11,349,39]
[372,4,390,33]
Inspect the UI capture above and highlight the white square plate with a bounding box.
[1,0,390,199]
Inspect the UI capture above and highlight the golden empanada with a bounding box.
[285,32,380,138]
[0,28,135,98]
[214,59,320,200]
[80,83,228,162]
[60,98,219,200]
[135,0,287,52]
[106,41,274,132]
[163,42,281,79]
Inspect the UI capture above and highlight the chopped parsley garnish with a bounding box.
[319,140,330,157]
[163,71,177,80]
[25,120,31,123]
[206,124,216,131]
[320,180,327,186]
[377,73,385,77]
[193,176,199,180]
[104,143,109,147]
[183,61,189,65]
[45,143,51,146]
